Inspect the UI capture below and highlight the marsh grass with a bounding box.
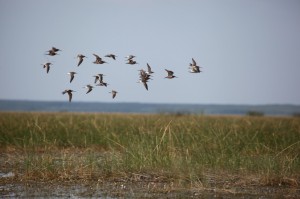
[0,112,299,190]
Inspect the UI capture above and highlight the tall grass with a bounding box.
[0,112,299,187]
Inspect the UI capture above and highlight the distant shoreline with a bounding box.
[1,99,300,116]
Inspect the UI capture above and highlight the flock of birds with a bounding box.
[43,47,202,102]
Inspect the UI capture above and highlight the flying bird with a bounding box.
[51,47,61,52]
[146,63,154,74]
[77,54,86,66]
[189,58,202,73]
[125,55,135,60]
[83,85,94,94]
[137,69,151,90]
[62,89,75,102]
[109,90,118,99]
[165,69,177,79]
[105,54,117,60]
[93,54,107,64]
[45,50,58,56]
[67,72,77,83]
[93,74,105,84]
[42,62,52,73]
[126,59,138,65]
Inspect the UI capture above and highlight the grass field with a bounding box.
[0,112,299,196]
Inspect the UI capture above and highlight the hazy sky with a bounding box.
[1,0,300,104]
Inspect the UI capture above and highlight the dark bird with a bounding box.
[45,50,58,56]
[109,90,118,99]
[105,54,117,60]
[126,59,138,65]
[67,72,77,83]
[62,89,75,102]
[42,62,52,73]
[165,69,177,79]
[93,74,105,84]
[83,84,94,94]
[51,47,61,52]
[93,54,107,64]
[138,69,151,90]
[77,54,86,66]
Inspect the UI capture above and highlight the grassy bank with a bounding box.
[0,112,299,190]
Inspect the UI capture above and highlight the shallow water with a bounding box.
[1,181,299,198]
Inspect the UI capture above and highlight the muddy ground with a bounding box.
[1,177,299,198]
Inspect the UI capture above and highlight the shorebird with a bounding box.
[51,47,61,52]
[77,54,86,66]
[67,72,77,83]
[125,55,135,60]
[165,69,177,79]
[126,59,138,65]
[109,90,118,99]
[45,50,58,56]
[105,54,117,60]
[146,63,154,74]
[93,74,105,84]
[93,54,107,64]
[83,84,94,94]
[62,89,75,102]
[42,62,52,73]
[137,69,151,90]
[189,58,202,73]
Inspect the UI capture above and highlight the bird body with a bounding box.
[83,85,94,94]
[93,74,105,84]
[93,54,107,64]
[67,72,77,83]
[62,89,75,102]
[189,58,202,73]
[109,90,118,99]
[165,69,177,79]
[126,59,138,65]
[51,47,61,52]
[46,50,58,56]
[77,54,86,66]
[43,62,52,73]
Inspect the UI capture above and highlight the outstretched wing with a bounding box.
[192,58,197,66]
[78,57,83,66]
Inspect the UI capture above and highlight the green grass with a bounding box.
[0,112,299,188]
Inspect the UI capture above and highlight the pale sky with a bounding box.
[1,0,300,104]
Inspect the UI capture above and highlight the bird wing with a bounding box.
[68,92,72,102]
[143,82,148,90]
[93,53,101,60]
[94,76,99,84]
[192,58,197,66]
[78,58,83,66]
[147,63,152,73]
[70,74,75,83]
[87,87,93,94]
[165,69,174,76]
[46,65,50,73]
